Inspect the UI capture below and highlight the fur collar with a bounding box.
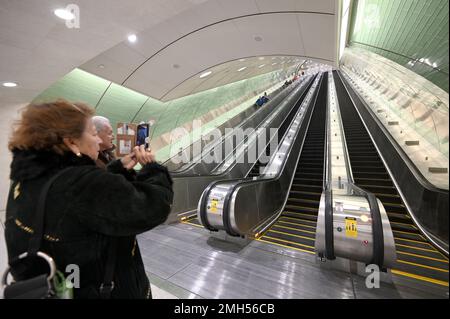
[10,149,95,181]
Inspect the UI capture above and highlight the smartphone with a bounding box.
[136,123,150,149]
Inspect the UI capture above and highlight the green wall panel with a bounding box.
[33,68,110,106]
[33,66,292,152]
[95,83,148,129]
[349,0,449,92]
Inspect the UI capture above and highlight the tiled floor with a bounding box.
[1,214,447,299]
[139,222,449,299]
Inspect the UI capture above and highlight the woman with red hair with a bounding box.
[5,100,173,299]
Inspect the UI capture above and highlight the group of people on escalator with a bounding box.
[4,100,174,299]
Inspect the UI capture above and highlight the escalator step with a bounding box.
[394,257,449,284]
[350,160,384,166]
[373,193,402,204]
[297,162,324,167]
[357,184,398,194]
[386,212,411,222]
[395,243,448,261]
[354,178,393,187]
[285,201,319,210]
[272,222,317,235]
[283,210,318,221]
[298,166,323,172]
[383,204,407,214]
[293,178,322,186]
[295,172,323,177]
[281,215,317,226]
[390,221,418,232]
[393,230,424,241]
[394,237,439,250]
[290,190,322,197]
[352,166,387,173]
[266,228,315,241]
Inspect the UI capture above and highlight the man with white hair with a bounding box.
[92,115,116,168]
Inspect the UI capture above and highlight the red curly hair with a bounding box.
[9,99,95,155]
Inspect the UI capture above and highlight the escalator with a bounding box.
[256,75,328,254]
[247,160,265,178]
[182,77,317,228]
[334,72,449,287]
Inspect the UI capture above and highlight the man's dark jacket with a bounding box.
[5,149,173,298]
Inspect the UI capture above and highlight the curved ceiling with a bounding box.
[0,0,340,105]
[80,0,340,101]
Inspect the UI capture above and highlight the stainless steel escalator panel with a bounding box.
[168,76,316,222]
[199,74,324,235]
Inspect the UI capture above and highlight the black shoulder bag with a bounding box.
[1,167,117,299]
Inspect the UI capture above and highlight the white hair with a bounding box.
[92,116,111,132]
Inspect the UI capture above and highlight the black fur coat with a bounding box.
[5,149,173,299]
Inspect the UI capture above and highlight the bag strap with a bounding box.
[99,238,117,299]
[24,165,118,299]
[28,167,75,256]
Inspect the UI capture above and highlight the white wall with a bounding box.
[0,103,24,214]
[0,102,24,295]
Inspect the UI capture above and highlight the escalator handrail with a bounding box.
[331,70,385,265]
[199,75,319,233]
[172,77,314,178]
[164,81,300,173]
[204,74,323,236]
[323,72,335,259]
[163,86,283,167]
[366,192,384,268]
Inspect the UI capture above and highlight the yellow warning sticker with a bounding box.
[345,217,358,237]
[210,199,219,213]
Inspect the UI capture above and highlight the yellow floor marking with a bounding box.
[391,269,449,287]
[267,229,314,242]
[272,224,316,234]
[396,243,446,256]
[396,251,449,263]
[181,221,203,228]
[397,259,449,273]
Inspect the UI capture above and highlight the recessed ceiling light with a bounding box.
[258,64,265,68]
[128,34,137,43]
[200,71,212,78]
[173,64,180,69]
[54,8,75,20]
[2,82,17,87]
[237,67,247,72]
[98,64,105,69]
[254,36,263,42]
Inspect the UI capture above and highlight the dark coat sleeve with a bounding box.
[66,161,174,237]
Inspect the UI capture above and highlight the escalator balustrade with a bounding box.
[334,72,449,287]
[256,76,328,254]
